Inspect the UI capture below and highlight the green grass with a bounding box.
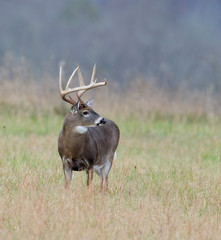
[1,108,221,239]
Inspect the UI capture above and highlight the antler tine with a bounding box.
[59,65,63,96]
[77,65,97,98]
[90,64,96,84]
[77,64,85,87]
[59,64,107,105]
[66,66,79,90]
[59,64,77,105]
[77,64,107,98]
[77,66,86,98]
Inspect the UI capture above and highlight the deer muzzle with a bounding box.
[96,118,106,126]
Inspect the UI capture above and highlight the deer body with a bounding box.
[58,65,120,190]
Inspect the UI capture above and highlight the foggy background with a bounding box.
[0,0,221,91]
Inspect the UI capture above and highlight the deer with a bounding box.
[58,64,120,191]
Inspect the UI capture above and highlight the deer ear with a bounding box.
[86,98,94,107]
[71,101,80,114]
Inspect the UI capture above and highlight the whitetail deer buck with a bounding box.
[58,64,120,190]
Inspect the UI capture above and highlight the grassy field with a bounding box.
[1,103,221,240]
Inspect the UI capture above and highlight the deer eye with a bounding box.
[82,111,89,116]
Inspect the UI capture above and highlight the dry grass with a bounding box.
[1,62,221,239]
[1,55,221,119]
[1,111,221,239]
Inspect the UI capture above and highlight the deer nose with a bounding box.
[97,118,106,126]
[96,117,106,126]
[100,118,106,124]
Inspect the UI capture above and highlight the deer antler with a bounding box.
[59,64,107,105]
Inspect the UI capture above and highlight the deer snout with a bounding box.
[100,118,106,124]
[96,118,106,126]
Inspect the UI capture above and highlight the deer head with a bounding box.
[59,64,107,130]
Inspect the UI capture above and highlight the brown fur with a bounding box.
[58,103,120,190]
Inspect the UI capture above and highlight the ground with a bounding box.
[1,107,221,239]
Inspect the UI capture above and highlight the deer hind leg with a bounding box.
[101,159,112,191]
[63,165,72,189]
[62,157,72,189]
[86,168,94,186]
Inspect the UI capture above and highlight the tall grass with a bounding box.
[1,63,221,239]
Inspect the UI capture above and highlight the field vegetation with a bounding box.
[1,68,221,239]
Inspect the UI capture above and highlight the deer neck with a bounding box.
[63,120,88,140]
[75,126,88,134]
[63,112,89,135]
[61,115,89,158]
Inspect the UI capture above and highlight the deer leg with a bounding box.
[101,175,109,192]
[63,162,72,189]
[86,168,93,186]
[94,168,103,190]
[101,159,112,191]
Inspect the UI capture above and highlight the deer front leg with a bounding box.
[86,168,93,186]
[62,159,72,189]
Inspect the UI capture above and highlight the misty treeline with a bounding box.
[0,0,221,91]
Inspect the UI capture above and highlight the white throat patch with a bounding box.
[75,126,88,134]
